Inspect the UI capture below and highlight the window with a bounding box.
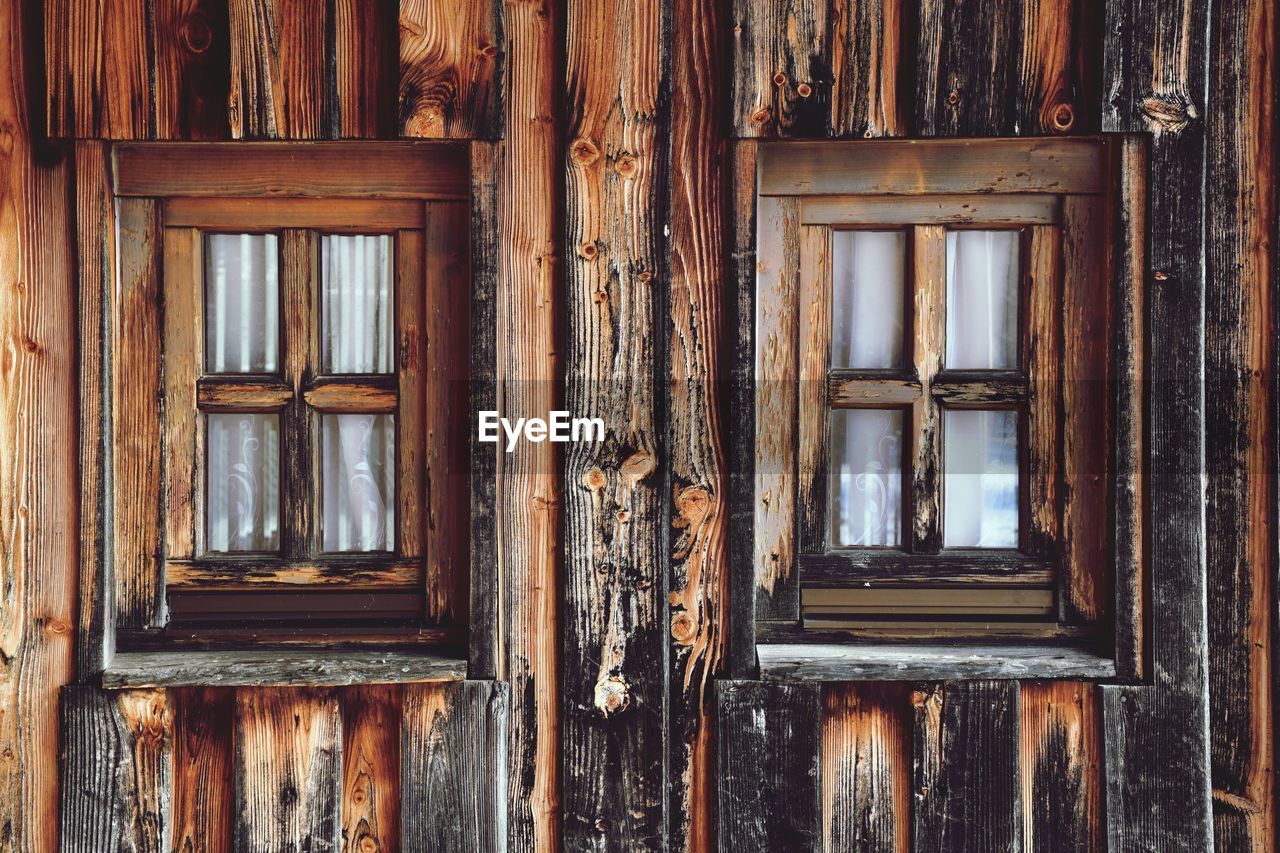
[747,137,1146,677]
[102,143,482,666]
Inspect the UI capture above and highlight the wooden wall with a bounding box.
[0,0,1272,850]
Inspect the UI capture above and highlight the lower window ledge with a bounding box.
[756,642,1116,682]
[102,649,468,689]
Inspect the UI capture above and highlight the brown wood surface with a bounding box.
[331,0,398,138]
[172,687,234,853]
[154,0,233,139]
[165,559,422,588]
[398,0,505,139]
[399,230,428,564]
[342,684,402,853]
[801,194,1059,226]
[163,228,201,561]
[1020,681,1103,851]
[281,229,316,560]
[796,226,831,557]
[821,684,909,852]
[910,225,945,553]
[227,0,327,138]
[1027,226,1063,555]
[165,197,426,230]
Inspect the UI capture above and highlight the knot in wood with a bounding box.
[749,107,772,127]
[181,13,214,54]
[796,82,813,98]
[1141,95,1197,136]
[478,42,499,59]
[614,153,638,178]
[1049,102,1075,132]
[570,137,600,166]
[670,610,697,645]
[594,676,631,716]
[947,90,960,106]
[772,72,788,87]
[359,838,379,853]
[581,467,607,491]
[676,486,711,527]
[620,452,655,485]
[577,241,598,260]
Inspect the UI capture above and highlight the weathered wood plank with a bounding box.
[829,0,904,137]
[330,0,397,138]
[342,685,402,853]
[801,194,1059,226]
[759,645,1115,682]
[796,226,831,557]
[60,687,173,851]
[667,0,729,846]
[910,225,945,553]
[1019,681,1103,852]
[399,229,428,567]
[1027,226,1062,555]
[234,687,343,852]
[162,228,200,562]
[562,0,668,847]
[729,0,829,137]
[104,650,466,688]
[402,680,509,853]
[164,197,426,230]
[1099,0,1214,845]
[227,0,327,138]
[1015,0,1084,135]
[172,687,234,853]
[398,0,505,139]
[821,683,909,852]
[154,0,233,139]
[496,0,562,847]
[717,680,822,851]
[114,197,165,629]
[912,681,1021,852]
[1205,0,1275,843]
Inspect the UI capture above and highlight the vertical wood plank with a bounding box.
[172,687,234,853]
[398,0,505,139]
[153,0,232,139]
[401,681,509,853]
[1019,681,1103,852]
[1026,226,1062,555]
[754,195,800,618]
[1015,0,1083,135]
[821,683,910,853]
[114,197,165,629]
[562,0,668,847]
[74,141,116,677]
[162,228,200,562]
[910,225,945,553]
[227,0,327,139]
[729,0,830,137]
[912,681,1021,852]
[423,204,471,625]
[342,685,402,853]
[797,226,831,557]
[497,0,561,848]
[1205,0,1275,843]
[330,0,397,138]
[234,687,343,852]
[667,0,729,846]
[829,0,904,137]
[1099,0,1214,844]
[60,687,173,852]
[727,140,759,677]
[44,0,154,137]
[915,0,1019,136]
[281,229,315,559]
[717,680,822,852]
[1060,195,1110,623]
[398,230,427,564]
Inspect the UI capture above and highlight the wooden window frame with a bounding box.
[732,136,1149,682]
[85,142,499,685]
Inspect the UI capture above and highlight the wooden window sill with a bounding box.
[101,649,468,689]
[755,642,1116,682]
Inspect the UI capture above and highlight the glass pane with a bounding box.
[945,230,1020,369]
[204,234,279,373]
[206,413,280,552]
[829,409,903,547]
[321,234,394,374]
[321,414,395,552]
[943,409,1019,548]
[831,231,906,368]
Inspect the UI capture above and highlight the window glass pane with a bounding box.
[945,230,1019,369]
[943,409,1019,548]
[321,414,395,552]
[206,413,280,552]
[831,231,906,368]
[829,409,903,547]
[204,234,279,373]
[321,234,394,374]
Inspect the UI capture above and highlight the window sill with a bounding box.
[755,642,1116,682]
[102,649,468,689]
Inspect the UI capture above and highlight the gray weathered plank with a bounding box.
[103,650,467,688]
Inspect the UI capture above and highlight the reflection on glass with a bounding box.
[321,235,394,374]
[945,230,1019,369]
[831,231,906,368]
[206,413,280,552]
[829,409,903,547]
[205,234,279,373]
[322,414,395,552]
[944,409,1019,548]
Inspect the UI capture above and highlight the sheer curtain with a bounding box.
[320,235,396,552]
[943,230,1019,547]
[205,233,278,374]
[207,413,280,552]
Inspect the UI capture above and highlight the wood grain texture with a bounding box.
[821,684,909,852]
[717,680,822,851]
[1027,226,1062,555]
[912,681,1021,852]
[114,197,165,629]
[234,687,343,852]
[1205,0,1275,844]
[330,0,397,138]
[227,0,326,138]
[667,0,729,847]
[172,687,234,853]
[910,225,945,553]
[60,687,173,852]
[105,650,467,688]
[164,197,426,230]
[828,0,903,137]
[730,0,829,137]
[1099,0,1214,845]
[562,0,667,848]
[398,0,505,139]
[802,194,1059,226]
[759,645,1114,682]
[1015,0,1083,135]
[341,685,401,853]
[163,228,200,562]
[754,195,800,618]
[154,0,233,139]
[496,1,561,848]
[796,226,831,558]
[399,229,428,565]
[1020,681,1103,852]
[402,680,509,853]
